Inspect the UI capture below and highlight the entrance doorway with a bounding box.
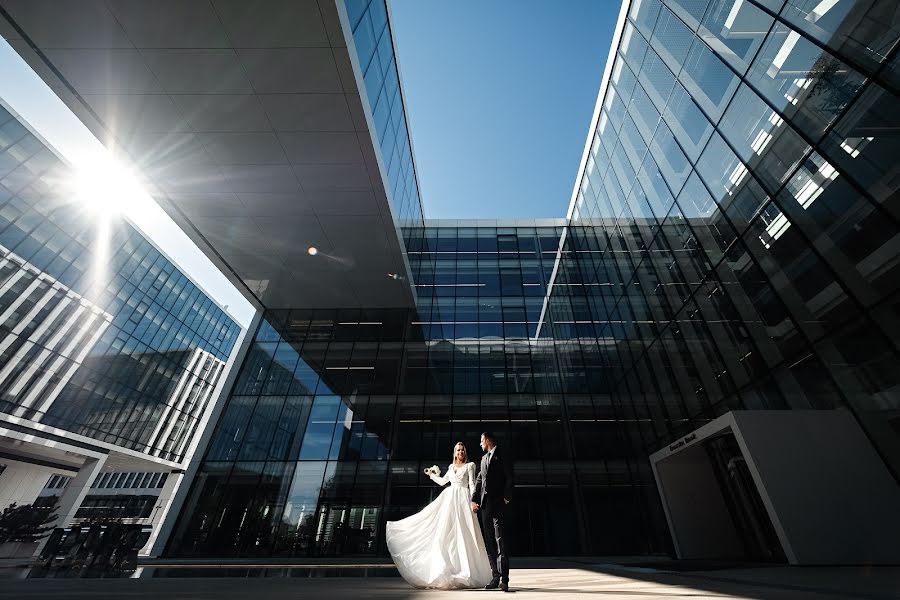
[651,410,900,565]
[705,433,785,563]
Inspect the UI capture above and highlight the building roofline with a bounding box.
[420,218,568,228]
[564,0,631,222]
[535,0,631,339]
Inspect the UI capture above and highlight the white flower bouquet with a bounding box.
[425,465,441,476]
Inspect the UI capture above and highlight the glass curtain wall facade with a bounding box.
[564,0,900,476]
[167,222,669,558]
[166,0,900,559]
[0,104,242,462]
[344,0,425,229]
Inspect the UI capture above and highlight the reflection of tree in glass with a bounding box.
[0,501,58,544]
[806,55,864,119]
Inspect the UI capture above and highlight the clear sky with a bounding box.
[389,0,619,219]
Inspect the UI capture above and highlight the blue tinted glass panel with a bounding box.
[639,47,678,110]
[663,0,711,30]
[699,0,774,74]
[621,24,650,72]
[681,37,739,119]
[631,0,664,37]
[652,5,696,73]
[663,81,714,160]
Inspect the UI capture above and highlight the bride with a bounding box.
[386,442,493,589]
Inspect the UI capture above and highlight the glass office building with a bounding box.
[167,222,672,557]
[3,0,897,562]
[569,0,900,478]
[0,101,242,542]
[345,0,425,229]
[167,0,900,560]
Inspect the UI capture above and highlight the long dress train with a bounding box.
[385,461,493,589]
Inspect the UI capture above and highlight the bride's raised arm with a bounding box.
[427,465,452,486]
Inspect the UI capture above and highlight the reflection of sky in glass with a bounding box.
[343,0,424,229]
[283,462,328,528]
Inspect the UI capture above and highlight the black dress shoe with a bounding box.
[500,581,509,592]
[485,579,500,590]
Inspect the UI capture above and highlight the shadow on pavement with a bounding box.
[2,557,899,600]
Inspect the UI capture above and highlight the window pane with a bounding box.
[638,154,677,218]
[745,200,857,336]
[629,81,662,143]
[631,0,664,37]
[650,121,691,195]
[639,47,677,110]
[719,174,770,234]
[778,152,900,297]
[621,24,650,73]
[663,81,714,160]
[780,0,900,72]
[677,171,717,218]
[652,6,697,73]
[664,0,712,30]
[605,86,629,132]
[611,56,638,105]
[696,132,748,206]
[681,37,740,119]
[821,83,900,220]
[620,112,649,172]
[746,23,868,141]
[700,0,775,74]
[719,84,811,194]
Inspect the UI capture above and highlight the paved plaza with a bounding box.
[0,560,897,599]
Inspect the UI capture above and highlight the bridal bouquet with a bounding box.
[425,465,441,476]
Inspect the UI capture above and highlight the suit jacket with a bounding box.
[472,445,513,506]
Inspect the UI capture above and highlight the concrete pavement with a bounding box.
[0,560,897,599]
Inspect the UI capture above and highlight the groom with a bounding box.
[471,431,512,592]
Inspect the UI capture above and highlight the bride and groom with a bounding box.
[386,431,513,591]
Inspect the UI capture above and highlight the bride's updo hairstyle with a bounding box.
[452,442,468,465]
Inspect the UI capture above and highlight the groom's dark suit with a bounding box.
[472,445,513,585]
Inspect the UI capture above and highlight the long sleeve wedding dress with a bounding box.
[385,461,493,589]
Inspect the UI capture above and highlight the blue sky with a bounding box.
[390,0,619,219]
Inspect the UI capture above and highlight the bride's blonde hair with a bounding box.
[452,442,468,465]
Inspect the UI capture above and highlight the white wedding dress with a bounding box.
[386,461,494,589]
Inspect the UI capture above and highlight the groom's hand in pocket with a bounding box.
[471,502,479,513]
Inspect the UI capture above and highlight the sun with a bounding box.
[72,153,146,218]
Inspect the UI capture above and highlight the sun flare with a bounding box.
[72,155,145,218]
